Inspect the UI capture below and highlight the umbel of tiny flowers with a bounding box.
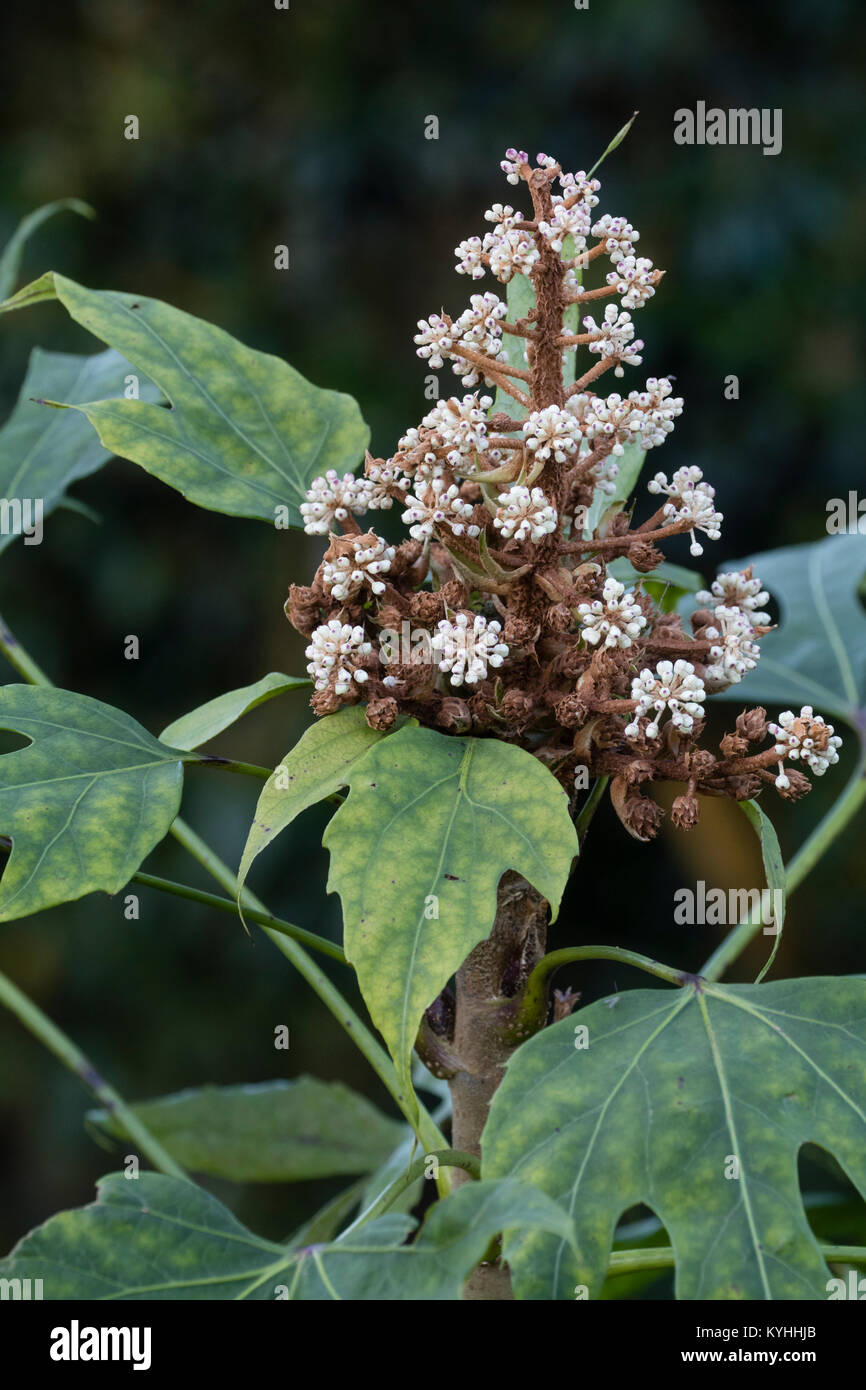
[289,144,843,839]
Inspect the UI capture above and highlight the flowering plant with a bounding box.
[0,137,863,1303]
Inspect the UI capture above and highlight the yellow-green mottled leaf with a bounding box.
[159,672,309,751]
[0,1171,572,1300]
[323,725,579,1110]
[237,705,393,899]
[0,272,370,526]
[483,976,866,1300]
[0,684,192,921]
[88,1078,404,1182]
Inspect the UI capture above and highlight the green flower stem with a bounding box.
[169,816,448,1159]
[0,965,186,1179]
[575,774,609,845]
[193,756,273,780]
[343,1148,481,1235]
[607,1244,866,1277]
[510,944,686,1042]
[0,613,54,686]
[700,750,866,983]
[132,870,346,964]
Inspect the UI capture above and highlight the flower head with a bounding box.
[431,612,509,686]
[493,485,558,542]
[301,471,374,535]
[647,466,723,555]
[578,578,647,649]
[768,706,843,788]
[625,660,706,739]
[321,533,396,602]
[522,405,582,463]
[696,570,771,626]
[306,620,372,694]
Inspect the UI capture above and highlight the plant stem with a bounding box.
[169,816,447,1158]
[512,943,685,1042]
[0,965,186,1179]
[132,870,346,963]
[343,1149,481,1235]
[0,613,54,686]
[193,756,273,780]
[575,774,609,844]
[700,749,866,983]
[607,1244,866,1277]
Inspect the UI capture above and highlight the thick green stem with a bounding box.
[194,756,273,780]
[169,817,447,1158]
[0,966,186,1179]
[701,750,866,983]
[511,944,686,1041]
[608,1243,866,1277]
[133,870,346,963]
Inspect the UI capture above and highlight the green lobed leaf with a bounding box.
[159,672,309,751]
[0,1171,572,1300]
[0,684,195,921]
[323,724,579,1110]
[237,705,396,900]
[483,976,866,1300]
[707,534,866,730]
[87,1078,404,1182]
[0,347,160,554]
[0,272,370,526]
[0,199,94,301]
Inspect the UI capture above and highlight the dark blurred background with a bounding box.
[1,0,864,1269]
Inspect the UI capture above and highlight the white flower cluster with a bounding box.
[568,379,683,458]
[413,294,508,386]
[402,477,480,541]
[647,466,723,556]
[768,706,842,788]
[558,169,601,210]
[578,577,647,650]
[607,255,656,310]
[321,534,395,602]
[500,148,530,184]
[431,612,509,686]
[704,605,761,686]
[583,305,644,376]
[591,214,640,259]
[522,404,582,463]
[415,394,492,464]
[625,659,706,739]
[696,571,771,626]
[306,620,371,694]
[538,202,590,254]
[301,470,380,535]
[493,485,558,542]
[484,224,540,283]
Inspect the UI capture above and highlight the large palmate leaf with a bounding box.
[0,272,370,525]
[88,1078,404,1182]
[0,347,160,553]
[0,685,195,921]
[483,976,866,1300]
[237,705,396,898]
[0,1171,572,1300]
[323,725,578,1107]
[710,534,866,729]
[159,672,309,751]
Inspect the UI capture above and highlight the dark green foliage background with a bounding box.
[0,0,864,1275]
